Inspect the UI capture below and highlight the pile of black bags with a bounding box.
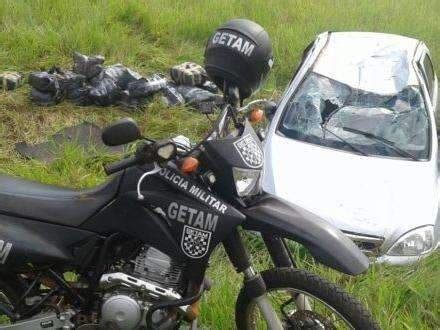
[28,53,222,113]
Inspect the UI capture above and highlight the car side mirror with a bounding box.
[263,101,277,121]
[102,118,142,146]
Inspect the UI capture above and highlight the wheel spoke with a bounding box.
[247,288,354,329]
[237,269,378,330]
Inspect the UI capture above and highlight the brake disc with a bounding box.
[287,310,336,330]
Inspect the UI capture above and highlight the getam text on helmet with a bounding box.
[211,32,255,56]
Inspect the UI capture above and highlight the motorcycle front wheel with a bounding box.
[236,268,379,329]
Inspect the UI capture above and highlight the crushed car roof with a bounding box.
[313,32,421,95]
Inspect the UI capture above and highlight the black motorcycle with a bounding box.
[0,19,379,329]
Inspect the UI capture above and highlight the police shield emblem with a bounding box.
[181,225,212,259]
[233,134,263,168]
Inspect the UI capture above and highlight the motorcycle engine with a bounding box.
[132,245,185,291]
[99,245,186,329]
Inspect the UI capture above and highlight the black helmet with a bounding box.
[204,19,273,100]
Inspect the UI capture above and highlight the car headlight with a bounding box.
[232,167,261,197]
[387,226,434,256]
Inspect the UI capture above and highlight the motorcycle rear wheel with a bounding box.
[236,268,379,329]
[0,278,20,323]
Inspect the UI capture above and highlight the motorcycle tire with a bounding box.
[0,277,21,322]
[236,268,380,329]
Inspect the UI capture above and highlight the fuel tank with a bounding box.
[82,166,245,262]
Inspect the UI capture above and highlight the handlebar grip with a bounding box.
[104,155,139,175]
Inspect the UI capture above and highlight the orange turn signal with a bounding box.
[181,157,199,174]
[249,108,264,123]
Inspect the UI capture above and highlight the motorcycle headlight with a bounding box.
[232,167,261,197]
[387,226,434,256]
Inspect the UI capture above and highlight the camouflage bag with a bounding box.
[170,62,207,86]
[0,72,23,91]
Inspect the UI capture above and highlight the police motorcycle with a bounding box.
[0,19,378,329]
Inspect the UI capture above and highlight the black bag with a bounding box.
[28,72,60,93]
[51,69,86,99]
[30,88,62,106]
[127,74,167,98]
[88,77,121,106]
[176,85,221,105]
[162,83,185,106]
[100,64,142,90]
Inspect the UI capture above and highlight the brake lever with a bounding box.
[137,162,161,200]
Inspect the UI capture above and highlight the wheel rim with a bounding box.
[245,288,355,330]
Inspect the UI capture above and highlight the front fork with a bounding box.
[223,229,283,330]
[262,234,296,268]
[263,234,312,311]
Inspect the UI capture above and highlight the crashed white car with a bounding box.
[263,32,439,265]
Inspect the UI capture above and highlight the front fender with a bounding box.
[242,195,369,275]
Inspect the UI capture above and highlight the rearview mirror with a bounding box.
[102,118,142,146]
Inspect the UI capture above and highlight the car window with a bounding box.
[421,55,435,100]
[278,73,430,160]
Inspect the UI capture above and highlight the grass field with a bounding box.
[0,0,439,329]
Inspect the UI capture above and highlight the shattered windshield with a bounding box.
[278,73,430,160]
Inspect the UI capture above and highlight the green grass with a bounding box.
[0,0,439,329]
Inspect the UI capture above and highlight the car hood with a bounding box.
[263,134,439,238]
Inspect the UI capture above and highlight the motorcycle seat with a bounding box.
[0,174,121,226]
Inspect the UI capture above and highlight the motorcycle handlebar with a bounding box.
[103,99,272,174]
[104,155,140,175]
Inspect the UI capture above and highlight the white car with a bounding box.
[263,31,439,265]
